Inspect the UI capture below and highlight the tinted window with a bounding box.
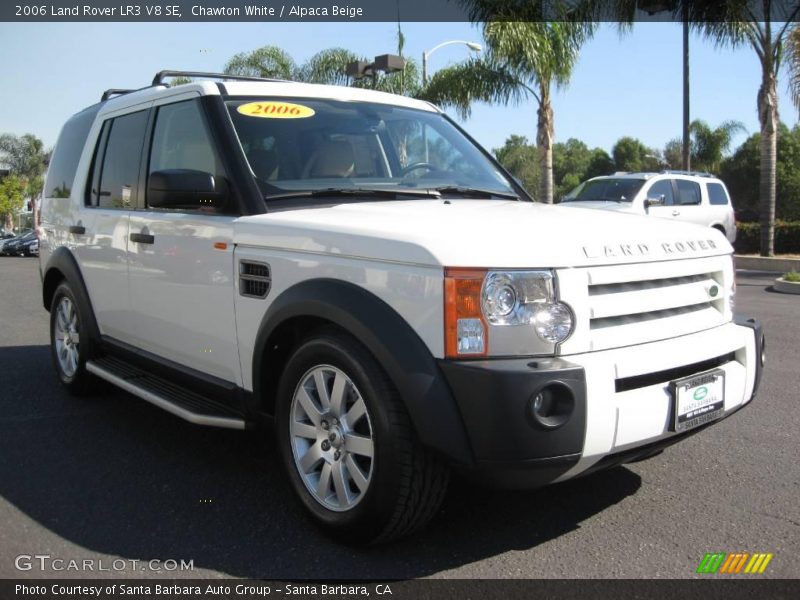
[646,179,674,205]
[149,100,225,181]
[45,104,100,198]
[707,182,730,205]
[675,179,701,205]
[226,98,514,200]
[95,110,148,209]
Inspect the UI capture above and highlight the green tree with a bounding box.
[721,123,800,222]
[689,119,746,173]
[419,17,595,203]
[664,138,683,169]
[0,133,49,225]
[0,174,25,231]
[224,45,420,92]
[612,136,661,172]
[492,134,539,194]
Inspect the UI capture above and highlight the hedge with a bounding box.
[733,221,800,254]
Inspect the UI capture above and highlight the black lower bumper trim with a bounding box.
[458,453,581,489]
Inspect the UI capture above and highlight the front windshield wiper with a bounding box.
[265,187,442,202]
[432,186,518,200]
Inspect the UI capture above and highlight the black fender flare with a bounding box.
[42,247,101,346]
[252,278,474,466]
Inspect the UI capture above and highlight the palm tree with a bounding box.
[224,45,420,93]
[420,22,593,204]
[687,2,800,256]
[689,119,746,173]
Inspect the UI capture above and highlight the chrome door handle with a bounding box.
[672,210,680,216]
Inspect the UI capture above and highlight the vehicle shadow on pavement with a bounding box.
[0,345,641,580]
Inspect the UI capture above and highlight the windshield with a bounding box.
[562,178,645,203]
[225,98,516,201]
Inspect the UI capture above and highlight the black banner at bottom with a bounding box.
[1,579,799,600]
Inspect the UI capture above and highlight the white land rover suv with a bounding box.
[39,71,764,543]
[561,172,737,243]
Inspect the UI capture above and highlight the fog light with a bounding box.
[528,383,575,429]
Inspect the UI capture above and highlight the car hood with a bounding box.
[559,200,640,213]
[235,200,731,268]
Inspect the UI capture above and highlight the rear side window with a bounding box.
[45,105,100,198]
[675,179,701,205]
[89,110,149,209]
[706,182,730,205]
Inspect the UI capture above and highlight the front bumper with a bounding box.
[439,317,764,489]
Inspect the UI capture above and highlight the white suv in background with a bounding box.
[561,171,737,243]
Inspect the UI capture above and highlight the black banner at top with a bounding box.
[3,0,800,23]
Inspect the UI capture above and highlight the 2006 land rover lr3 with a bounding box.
[40,71,765,543]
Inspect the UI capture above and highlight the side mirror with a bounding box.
[148,169,229,210]
[644,195,665,209]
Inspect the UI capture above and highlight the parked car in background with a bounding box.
[22,237,39,257]
[560,171,737,243]
[1,231,37,256]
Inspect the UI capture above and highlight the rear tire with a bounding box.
[276,329,449,544]
[49,281,98,395]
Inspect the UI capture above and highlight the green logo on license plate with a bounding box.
[694,386,708,401]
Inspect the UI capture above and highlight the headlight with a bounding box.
[445,268,575,358]
[482,270,574,344]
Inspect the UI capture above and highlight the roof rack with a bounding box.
[152,70,290,86]
[101,88,136,101]
[660,169,715,178]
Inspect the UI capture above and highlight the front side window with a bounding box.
[646,179,675,205]
[226,98,516,202]
[92,110,149,209]
[675,179,702,205]
[562,178,645,203]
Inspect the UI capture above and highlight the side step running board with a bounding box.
[87,357,246,430]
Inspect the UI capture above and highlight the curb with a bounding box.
[734,255,800,273]
[774,278,800,295]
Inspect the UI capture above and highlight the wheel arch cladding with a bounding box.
[42,247,101,344]
[252,278,475,466]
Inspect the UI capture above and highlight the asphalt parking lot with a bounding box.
[0,257,797,579]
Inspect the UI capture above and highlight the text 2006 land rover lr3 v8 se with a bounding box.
[39,71,765,543]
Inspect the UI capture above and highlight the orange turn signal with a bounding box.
[444,268,488,358]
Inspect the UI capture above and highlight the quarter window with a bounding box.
[707,182,730,205]
[675,179,702,205]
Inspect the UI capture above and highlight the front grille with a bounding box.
[563,256,732,352]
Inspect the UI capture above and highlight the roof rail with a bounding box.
[660,169,715,178]
[101,89,135,101]
[152,70,290,86]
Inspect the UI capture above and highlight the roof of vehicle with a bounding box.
[589,170,723,182]
[96,76,439,116]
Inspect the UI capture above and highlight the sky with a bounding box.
[0,20,797,156]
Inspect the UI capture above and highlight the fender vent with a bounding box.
[239,260,271,299]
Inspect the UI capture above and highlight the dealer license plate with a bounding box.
[670,369,725,432]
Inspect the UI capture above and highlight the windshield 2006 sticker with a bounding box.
[237,102,315,119]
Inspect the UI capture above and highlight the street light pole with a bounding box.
[682,13,691,171]
[421,40,482,86]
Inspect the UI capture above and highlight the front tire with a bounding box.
[276,330,449,544]
[49,281,97,395]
